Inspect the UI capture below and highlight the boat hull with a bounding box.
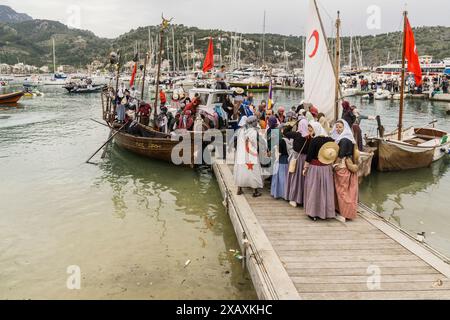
[114,131,179,163]
[229,82,270,92]
[112,125,199,166]
[65,85,106,94]
[366,128,449,172]
[0,91,24,104]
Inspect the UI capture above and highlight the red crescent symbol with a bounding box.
[308,30,319,58]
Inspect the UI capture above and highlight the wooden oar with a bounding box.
[86,122,127,164]
[101,129,114,159]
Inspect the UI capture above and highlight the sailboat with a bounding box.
[304,0,374,181]
[43,37,67,86]
[366,11,450,172]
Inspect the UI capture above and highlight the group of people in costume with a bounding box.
[233,100,365,223]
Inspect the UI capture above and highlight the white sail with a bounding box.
[304,0,338,121]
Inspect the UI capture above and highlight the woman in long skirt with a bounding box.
[303,122,337,221]
[270,125,290,199]
[284,117,310,207]
[331,119,359,221]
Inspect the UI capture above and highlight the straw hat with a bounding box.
[234,87,245,95]
[318,142,339,165]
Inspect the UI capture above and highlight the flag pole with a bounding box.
[141,52,148,101]
[154,15,172,117]
[398,10,408,141]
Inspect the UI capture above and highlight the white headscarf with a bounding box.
[238,116,248,128]
[330,119,356,144]
[309,121,327,137]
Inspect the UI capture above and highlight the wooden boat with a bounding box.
[0,91,24,104]
[112,124,191,163]
[366,126,450,172]
[101,85,234,165]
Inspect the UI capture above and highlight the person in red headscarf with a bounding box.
[341,100,356,127]
[276,106,286,124]
[159,90,167,107]
[309,105,319,119]
[183,98,201,116]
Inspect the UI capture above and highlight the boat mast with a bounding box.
[177,40,180,72]
[172,27,176,72]
[192,34,195,71]
[186,37,190,71]
[284,39,288,71]
[398,10,408,141]
[334,11,341,122]
[166,36,170,71]
[155,16,172,116]
[238,34,242,69]
[262,10,266,67]
[349,36,353,70]
[148,27,152,70]
[52,37,56,74]
[141,52,148,100]
[219,37,223,67]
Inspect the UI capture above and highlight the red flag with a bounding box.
[129,62,137,87]
[202,37,214,73]
[405,17,422,86]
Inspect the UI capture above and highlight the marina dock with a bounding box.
[213,161,450,300]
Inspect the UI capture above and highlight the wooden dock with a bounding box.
[213,161,450,300]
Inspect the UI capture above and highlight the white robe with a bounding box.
[233,127,264,189]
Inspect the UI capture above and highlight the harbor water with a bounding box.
[0,86,256,299]
[1,86,450,299]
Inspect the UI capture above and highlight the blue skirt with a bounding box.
[271,163,289,200]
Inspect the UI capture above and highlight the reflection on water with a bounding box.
[361,157,450,221]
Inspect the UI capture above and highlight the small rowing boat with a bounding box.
[0,91,24,104]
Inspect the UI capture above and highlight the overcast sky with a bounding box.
[4,0,450,38]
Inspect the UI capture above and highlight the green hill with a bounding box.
[0,19,111,68]
[1,15,449,70]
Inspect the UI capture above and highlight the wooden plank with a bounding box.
[286,266,439,277]
[266,232,388,240]
[263,226,379,233]
[284,260,430,269]
[277,248,412,257]
[271,239,398,246]
[259,221,371,228]
[295,280,450,293]
[273,243,402,251]
[280,254,422,263]
[292,274,446,284]
[299,290,450,300]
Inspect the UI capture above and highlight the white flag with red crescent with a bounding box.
[304,0,338,121]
